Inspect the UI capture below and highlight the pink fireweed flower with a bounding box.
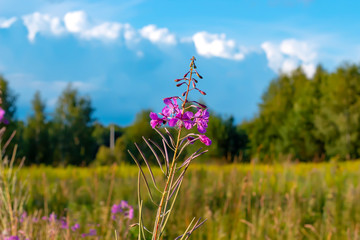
[199,135,212,146]
[0,108,4,121]
[162,97,180,117]
[169,112,194,130]
[194,109,209,133]
[150,112,167,128]
[0,107,8,124]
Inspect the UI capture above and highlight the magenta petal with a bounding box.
[184,121,193,130]
[168,118,178,127]
[162,106,171,116]
[184,111,193,119]
[199,135,212,146]
[194,109,202,118]
[150,120,158,128]
[197,124,206,133]
[150,112,159,120]
[164,98,172,105]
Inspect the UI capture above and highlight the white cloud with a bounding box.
[192,31,245,60]
[261,39,317,78]
[0,17,17,28]
[22,12,65,42]
[64,10,122,41]
[280,39,316,63]
[139,24,176,45]
[64,11,88,33]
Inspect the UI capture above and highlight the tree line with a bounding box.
[2,63,360,165]
[0,76,247,166]
[243,63,360,162]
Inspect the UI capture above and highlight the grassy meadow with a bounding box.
[10,160,360,239]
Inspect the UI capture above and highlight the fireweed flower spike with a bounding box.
[129,56,210,240]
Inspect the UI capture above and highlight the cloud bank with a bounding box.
[261,39,317,78]
[192,32,245,60]
[1,10,321,76]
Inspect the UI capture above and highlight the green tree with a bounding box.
[53,84,96,165]
[115,110,163,164]
[23,92,52,164]
[315,64,360,159]
[205,114,248,162]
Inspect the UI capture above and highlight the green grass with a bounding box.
[15,160,360,239]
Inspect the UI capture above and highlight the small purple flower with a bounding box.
[120,200,129,209]
[60,218,68,229]
[20,211,27,223]
[71,223,80,232]
[112,201,134,220]
[5,236,19,240]
[49,212,57,222]
[81,229,97,238]
[88,229,97,236]
[199,135,212,146]
[125,206,134,220]
[150,112,167,128]
[194,109,209,133]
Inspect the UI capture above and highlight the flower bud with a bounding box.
[192,81,196,88]
[198,89,206,95]
[175,78,184,82]
[176,82,186,87]
[184,71,190,78]
[182,91,186,96]
[195,70,203,79]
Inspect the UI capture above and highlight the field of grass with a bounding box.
[5,160,360,239]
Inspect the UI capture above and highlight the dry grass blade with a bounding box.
[134,143,159,191]
[162,140,170,176]
[148,139,169,175]
[163,128,175,148]
[142,137,164,174]
[177,148,202,171]
[177,140,190,159]
[0,127,5,139]
[185,218,207,240]
[176,217,196,240]
[154,128,174,151]
[2,130,16,155]
[128,150,157,205]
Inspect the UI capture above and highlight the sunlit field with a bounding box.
[15,160,360,239]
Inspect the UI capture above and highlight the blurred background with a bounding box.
[1,0,360,165]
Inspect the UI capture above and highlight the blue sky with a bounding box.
[0,0,359,125]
